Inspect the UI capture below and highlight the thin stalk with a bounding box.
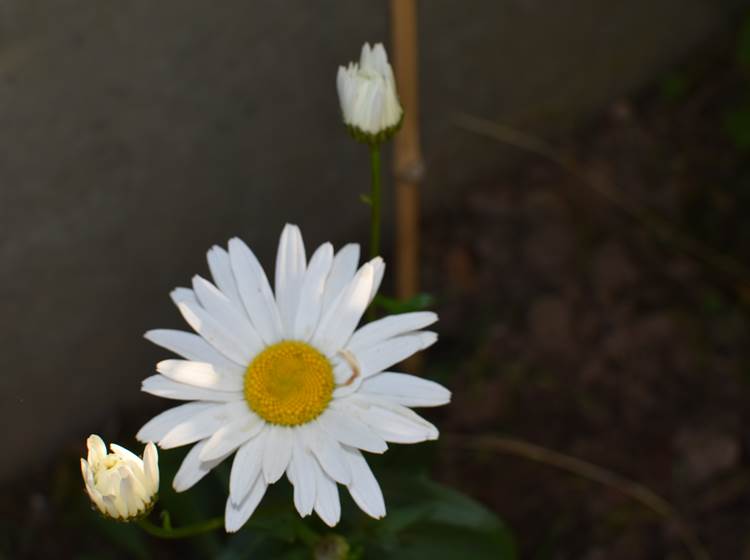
[449,434,711,560]
[369,143,382,260]
[137,516,224,539]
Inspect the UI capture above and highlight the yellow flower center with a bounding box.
[243,341,334,426]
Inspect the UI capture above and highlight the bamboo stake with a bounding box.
[390,0,423,302]
[391,0,424,371]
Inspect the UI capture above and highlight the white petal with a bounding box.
[229,431,266,505]
[109,444,143,468]
[159,401,248,449]
[262,425,294,484]
[102,494,123,519]
[229,237,284,344]
[355,332,437,378]
[207,245,245,313]
[318,406,387,453]
[141,375,242,402]
[347,312,438,354]
[192,275,264,356]
[123,466,150,501]
[173,440,231,492]
[275,224,307,333]
[359,42,373,68]
[313,262,374,354]
[175,300,253,365]
[330,353,358,386]
[119,475,142,516]
[368,258,385,304]
[337,66,350,117]
[225,475,267,533]
[80,458,93,487]
[321,244,359,315]
[293,243,334,341]
[143,442,160,495]
[137,402,216,443]
[145,329,242,369]
[369,43,389,74]
[86,434,107,465]
[360,372,451,408]
[343,446,385,519]
[199,411,265,462]
[170,287,198,306]
[312,460,341,527]
[338,396,438,444]
[156,360,243,392]
[302,422,350,484]
[288,435,316,516]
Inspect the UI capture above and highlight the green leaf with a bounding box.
[373,293,435,314]
[376,523,515,560]
[364,476,517,560]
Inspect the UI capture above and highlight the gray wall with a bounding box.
[0,0,742,480]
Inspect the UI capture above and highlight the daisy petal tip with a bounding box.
[227,237,245,253]
[86,433,105,449]
[143,330,159,342]
[143,442,159,492]
[422,331,438,348]
[317,511,340,528]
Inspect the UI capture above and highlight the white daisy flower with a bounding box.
[337,42,403,143]
[137,224,450,532]
[80,435,159,522]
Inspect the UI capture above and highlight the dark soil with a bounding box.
[426,32,750,560]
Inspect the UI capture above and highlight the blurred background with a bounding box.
[3,0,750,558]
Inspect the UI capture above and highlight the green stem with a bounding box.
[137,516,224,539]
[369,143,382,260]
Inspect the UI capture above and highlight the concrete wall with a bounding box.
[0,0,744,480]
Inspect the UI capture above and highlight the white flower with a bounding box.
[137,224,450,532]
[80,435,159,521]
[337,42,403,142]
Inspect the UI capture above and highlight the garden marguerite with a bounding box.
[337,42,403,142]
[137,224,450,531]
[80,435,159,522]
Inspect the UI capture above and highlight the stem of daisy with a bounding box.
[136,516,224,539]
[369,143,382,260]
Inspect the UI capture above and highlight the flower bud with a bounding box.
[337,42,403,144]
[80,435,159,522]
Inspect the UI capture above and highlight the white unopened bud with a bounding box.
[80,435,159,522]
[337,42,403,143]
